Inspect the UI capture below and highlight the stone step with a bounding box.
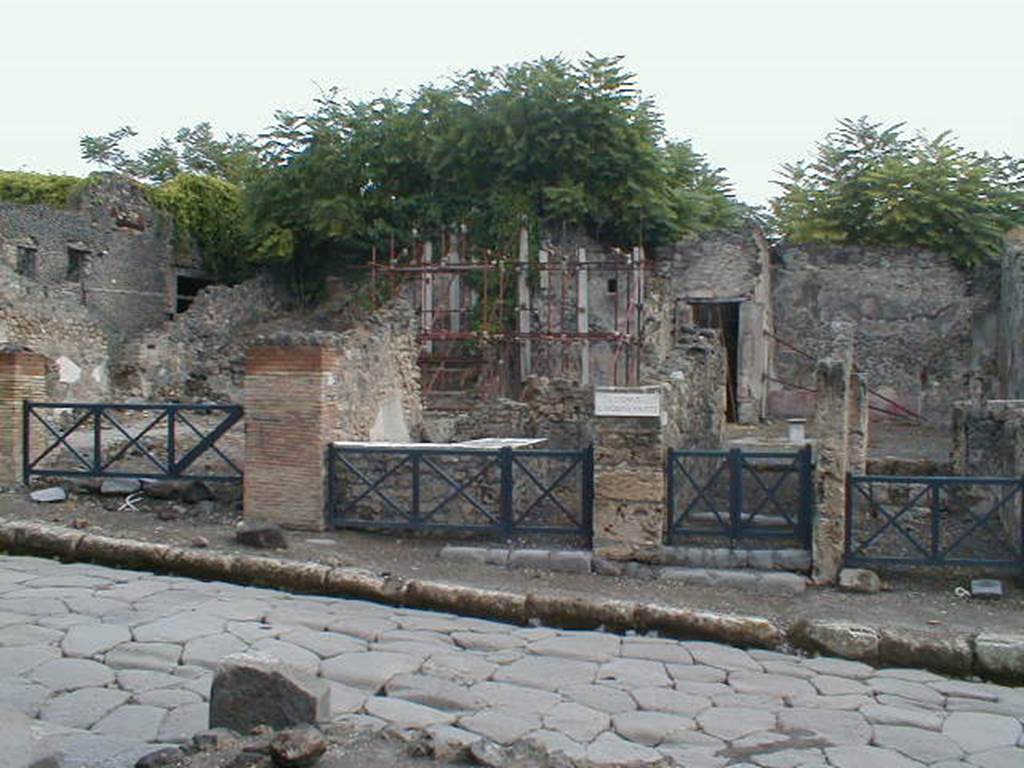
[439,545,813,587]
[655,566,807,596]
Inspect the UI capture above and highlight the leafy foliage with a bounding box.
[147,174,248,280]
[81,123,256,184]
[247,56,741,291]
[0,171,85,207]
[772,117,1024,266]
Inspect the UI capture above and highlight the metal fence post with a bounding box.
[411,451,421,526]
[728,448,743,539]
[583,445,595,544]
[21,401,31,485]
[326,445,336,526]
[93,407,102,476]
[800,444,814,548]
[500,447,514,537]
[931,481,942,564]
[167,407,176,477]
[665,449,675,542]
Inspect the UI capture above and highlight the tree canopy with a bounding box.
[772,117,1024,266]
[245,55,742,287]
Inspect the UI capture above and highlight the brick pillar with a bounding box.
[592,386,667,561]
[243,345,340,531]
[0,350,48,485]
[811,323,853,583]
[847,372,869,476]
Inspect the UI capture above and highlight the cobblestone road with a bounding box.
[1,556,1022,768]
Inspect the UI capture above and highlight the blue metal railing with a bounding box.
[328,443,593,540]
[667,446,814,546]
[845,474,1024,568]
[23,401,243,482]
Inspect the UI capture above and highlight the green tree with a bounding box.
[248,55,741,292]
[81,122,256,184]
[772,117,1024,266]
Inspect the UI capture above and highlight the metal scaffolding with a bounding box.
[369,230,646,404]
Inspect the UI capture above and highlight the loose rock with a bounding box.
[268,728,327,768]
[209,653,331,732]
[236,523,288,550]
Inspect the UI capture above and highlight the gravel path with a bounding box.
[1,555,1022,768]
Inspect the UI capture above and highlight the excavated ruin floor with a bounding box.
[2,489,1021,642]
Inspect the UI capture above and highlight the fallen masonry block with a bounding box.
[209,653,331,732]
[29,487,67,503]
[236,521,289,550]
[838,568,881,593]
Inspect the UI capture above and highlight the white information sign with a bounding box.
[594,388,661,417]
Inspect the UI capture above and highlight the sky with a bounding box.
[2,0,1021,206]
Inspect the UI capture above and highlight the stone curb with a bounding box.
[2,520,1021,683]
[442,545,808,596]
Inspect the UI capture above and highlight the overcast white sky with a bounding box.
[2,0,1021,205]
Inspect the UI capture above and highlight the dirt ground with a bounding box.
[4,484,1021,643]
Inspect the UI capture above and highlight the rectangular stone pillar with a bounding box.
[847,372,869,476]
[243,345,341,531]
[811,357,851,583]
[0,350,48,485]
[592,385,666,561]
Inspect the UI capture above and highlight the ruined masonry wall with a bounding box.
[770,244,988,421]
[0,264,112,400]
[999,232,1024,399]
[117,276,286,402]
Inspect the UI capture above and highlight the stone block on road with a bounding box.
[209,653,330,732]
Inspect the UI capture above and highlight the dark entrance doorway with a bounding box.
[691,300,741,422]
[176,275,215,313]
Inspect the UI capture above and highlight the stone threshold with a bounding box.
[0,519,1020,684]
[440,545,808,597]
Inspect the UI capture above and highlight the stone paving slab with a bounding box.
[1,556,1022,768]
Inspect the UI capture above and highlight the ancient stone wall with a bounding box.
[999,231,1024,399]
[769,244,995,421]
[651,229,772,423]
[0,264,112,400]
[116,276,287,402]
[0,175,185,340]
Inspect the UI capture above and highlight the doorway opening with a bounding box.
[176,275,215,313]
[691,300,741,422]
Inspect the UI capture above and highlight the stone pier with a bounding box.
[0,348,48,485]
[811,323,853,584]
[243,345,342,531]
[591,385,669,561]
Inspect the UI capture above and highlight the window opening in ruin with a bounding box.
[16,246,37,278]
[607,278,618,294]
[691,300,741,422]
[176,275,214,313]
[66,247,88,281]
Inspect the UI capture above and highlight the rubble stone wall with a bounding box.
[999,232,1024,399]
[0,175,184,340]
[0,264,112,400]
[770,244,992,421]
[116,276,287,402]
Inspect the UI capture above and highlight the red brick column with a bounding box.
[0,350,49,485]
[243,345,341,531]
